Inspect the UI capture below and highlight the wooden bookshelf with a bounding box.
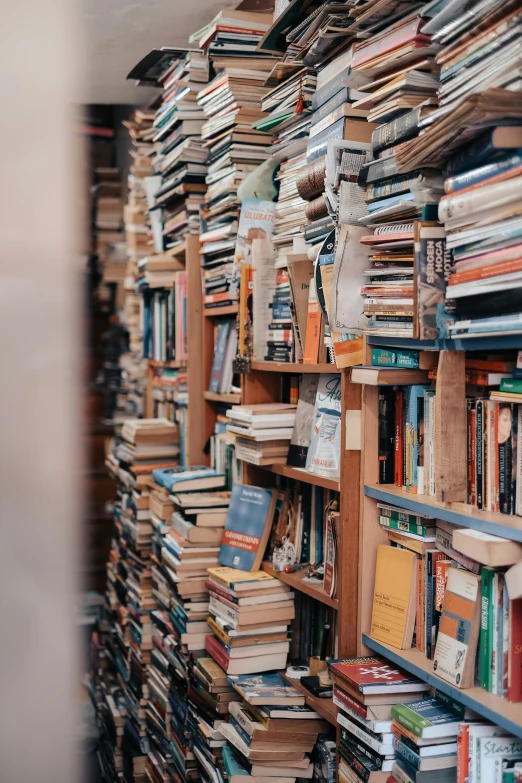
[148,359,187,369]
[259,463,340,491]
[262,562,339,610]
[282,676,338,727]
[251,361,340,374]
[363,634,522,740]
[203,391,241,404]
[204,304,238,318]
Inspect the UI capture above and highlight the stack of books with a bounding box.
[106,418,180,490]
[205,566,294,675]
[150,51,209,255]
[189,8,273,66]
[330,656,431,783]
[122,110,155,265]
[221,672,324,781]
[226,403,297,466]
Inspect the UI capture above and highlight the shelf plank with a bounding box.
[364,483,522,542]
[204,305,238,318]
[148,359,187,369]
[259,463,340,491]
[282,675,338,727]
[367,335,522,351]
[203,391,241,404]
[165,241,187,258]
[251,361,340,374]
[362,634,522,740]
[262,562,339,610]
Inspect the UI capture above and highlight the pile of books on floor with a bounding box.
[220,672,329,782]
[195,10,274,312]
[150,50,209,255]
[225,403,297,466]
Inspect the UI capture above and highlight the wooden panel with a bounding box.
[251,362,341,374]
[358,383,388,654]
[262,562,339,609]
[204,305,238,317]
[186,234,210,465]
[259,463,340,491]
[338,372,362,657]
[241,369,281,405]
[435,350,466,503]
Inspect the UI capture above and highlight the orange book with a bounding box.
[303,278,322,364]
[449,257,522,286]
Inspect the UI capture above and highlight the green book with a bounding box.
[222,745,248,778]
[377,515,436,538]
[371,347,419,368]
[377,503,434,526]
[391,697,461,739]
[480,566,494,692]
[500,378,522,394]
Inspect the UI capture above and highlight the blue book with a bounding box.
[218,484,277,572]
[445,150,522,194]
[151,466,225,492]
[444,126,522,177]
[227,673,304,704]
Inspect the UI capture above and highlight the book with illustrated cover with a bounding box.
[151,465,226,492]
[287,374,319,468]
[218,484,278,572]
[305,373,342,478]
[331,656,430,696]
[227,673,305,706]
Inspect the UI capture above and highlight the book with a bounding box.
[433,568,481,689]
[305,373,342,478]
[391,698,461,740]
[218,484,278,572]
[370,544,417,649]
[331,656,430,697]
[287,375,319,468]
[228,674,305,706]
[452,528,522,567]
[151,465,226,492]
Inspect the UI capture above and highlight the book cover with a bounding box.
[231,198,276,297]
[227,673,305,705]
[370,544,417,649]
[391,697,461,739]
[305,374,342,478]
[433,568,481,689]
[331,656,429,695]
[218,484,277,572]
[209,320,232,393]
[287,374,319,468]
[151,465,225,492]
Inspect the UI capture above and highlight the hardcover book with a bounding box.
[330,656,430,695]
[218,484,278,572]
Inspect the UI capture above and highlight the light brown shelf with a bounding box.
[148,359,187,369]
[165,241,187,258]
[262,562,339,610]
[203,391,241,404]
[259,463,340,491]
[282,675,338,727]
[204,305,238,318]
[251,361,340,374]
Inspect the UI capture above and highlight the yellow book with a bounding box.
[370,544,417,649]
[207,566,276,590]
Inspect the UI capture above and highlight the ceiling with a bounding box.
[82,0,240,104]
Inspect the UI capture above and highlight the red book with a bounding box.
[508,597,522,702]
[333,685,368,720]
[206,580,236,604]
[394,389,404,487]
[352,19,431,69]
[205,634,231,672]
[457,723,470,783]
[330,656,423,694]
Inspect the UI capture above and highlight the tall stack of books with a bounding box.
[123,110,155,267]
[226,403,297,466]
[150,50,209,256]
[205,566,294,675]
[106,419,180,490]
[330,656,431,783]
[220,672,328,782]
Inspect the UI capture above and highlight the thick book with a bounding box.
[391,698,461,740]
[370,545,417,649]
[330,656,429,696]
[218,484,277,572]
[151,465,226,492]
[433,568,481,689]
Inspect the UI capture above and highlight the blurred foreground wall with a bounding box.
[0,1,81,781]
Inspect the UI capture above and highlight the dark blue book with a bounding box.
[444,126,522,177]
[218,484,277,572]
[444,150,522,193]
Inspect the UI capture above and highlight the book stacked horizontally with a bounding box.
[221,672,327,781]
[226,403,297,466]
[107,418,180,490]
[330,656,431,783]
[150,51,210,256]
[205,566,294,675]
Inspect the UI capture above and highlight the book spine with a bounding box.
[390,704,426,737]
[395,388,404,487]
[443,131,498,177]
[476,400,484,510]
[457,723,470,783]
[306,117,346,162]
[439,174,522,222]
[205,635,230,672]
[377,515,431,536]
[444,151,522,194]
[517,406,522,516]
[508,598,522,703]
[483,401,489,512]
[393,737,420,771]
[372,104,423,153]
[352,19,426,70]
[480,567,493,692]
[311,86,350,123]
[500,572,509,698]
[499,403,513,514]
[511,405,518,516]
[338,743,371,783]
[491,572,499,695]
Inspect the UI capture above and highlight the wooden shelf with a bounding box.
[259,463,340,491]
[367,335,522,351]
[282,675,338,727]
[148,359,187,369]
[204,305,238,318]
[165,241,186,258]
[362,634,522,740]
[365,484,522,542]
[203,391,241,404]
[262,562,339,610]
[251,361,340,374]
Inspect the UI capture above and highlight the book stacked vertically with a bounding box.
[221,672,326,782]
[330,656,431,783]
[194,9,275,311]
[150,50,209,256]
[226,403,297,466]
